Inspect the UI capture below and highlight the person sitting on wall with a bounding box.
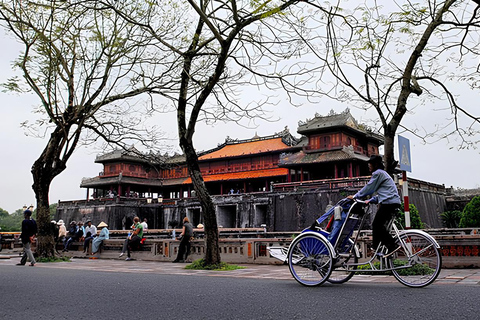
[141,218,148,231]
[56,220,67,252]
[91,222,109,255]
[63,221,84,252]
[119,216,143,261]
[83,220,97,254]
[51,220,59,243]
[63,221,77,252]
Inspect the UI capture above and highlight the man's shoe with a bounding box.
[172,259,179,263]
[29,263,35,267]
[16,263,25,266]
[119,252,124,257]
[125,257,132,261]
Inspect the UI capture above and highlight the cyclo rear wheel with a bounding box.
[288,233,334,286]
[388,231,442,288]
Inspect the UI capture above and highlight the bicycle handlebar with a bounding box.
[353,198,368,204]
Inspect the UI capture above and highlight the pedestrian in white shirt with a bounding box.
[141,218,148,231]
[83,220,97,253]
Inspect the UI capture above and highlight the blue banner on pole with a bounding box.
[398,135,412,172]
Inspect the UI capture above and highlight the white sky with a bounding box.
[1,29,479,214]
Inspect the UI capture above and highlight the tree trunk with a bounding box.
[31,158,56,258]
[30,131,68,258]
[383,127,396,176]
[180,137,221,265]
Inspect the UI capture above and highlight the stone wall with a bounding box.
[270,191,345,231]
[56,183,446,231]
[406,188,446,228]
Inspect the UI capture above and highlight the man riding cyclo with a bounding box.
[348,154,401,258]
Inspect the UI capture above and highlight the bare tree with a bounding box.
[302,0,480,174]
[100,0,324,265]
[177,0,323,265]
[0,0,170,257]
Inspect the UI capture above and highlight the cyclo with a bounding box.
[270,198,442,288]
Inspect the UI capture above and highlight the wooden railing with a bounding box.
[273,176,371,192]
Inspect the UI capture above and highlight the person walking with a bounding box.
[173,217,194,263]
[17,208,37,266]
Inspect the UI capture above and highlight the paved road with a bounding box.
[1,257,479,320]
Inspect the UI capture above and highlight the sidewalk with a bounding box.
[1,254,479,285]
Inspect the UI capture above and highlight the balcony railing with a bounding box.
[99,171,153,179]
[304,144,364,154]
[273,176,371,192]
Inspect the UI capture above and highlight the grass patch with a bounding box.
[355,261,391,275]
[185,259,246,271]
[355,259,435,276]
[35,256,71,263]
[390,259,436,276]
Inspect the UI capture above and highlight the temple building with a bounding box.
[280,110,383,181]
[64,109,447,230]
[80,109,383,200]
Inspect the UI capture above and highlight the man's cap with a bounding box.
[367,155,383,165]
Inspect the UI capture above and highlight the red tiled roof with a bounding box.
[199,138,290,160]
[182,168,288,184]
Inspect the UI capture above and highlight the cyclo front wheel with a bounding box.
[288,233,334,286]
[388,231,442,288]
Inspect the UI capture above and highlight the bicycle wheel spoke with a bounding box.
[389,232,441,288]
[288,233,333,286]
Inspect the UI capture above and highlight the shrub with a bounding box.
[459,196,480,228]
[397,203,424,229]
[36,256,71,263]
[185,259,246,271]
[441,210,462,228]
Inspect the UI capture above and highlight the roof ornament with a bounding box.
[224,136,238,144]
[342,145,355,156]
[275,126,289,137]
